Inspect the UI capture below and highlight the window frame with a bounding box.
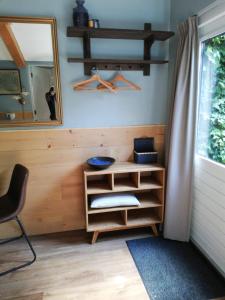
[195,6,225,165]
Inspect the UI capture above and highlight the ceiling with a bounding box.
[0,23,53,62]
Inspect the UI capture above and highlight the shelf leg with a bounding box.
[151,224,159,237]
[91,231,99,244]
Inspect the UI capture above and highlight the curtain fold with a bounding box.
[164,16,199,242]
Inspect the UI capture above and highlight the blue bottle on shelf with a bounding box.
[73,0,89,27]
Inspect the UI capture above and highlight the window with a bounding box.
[197,32,225,164]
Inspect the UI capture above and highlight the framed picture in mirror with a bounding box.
[0,16,63,126]
[0,69,22,95]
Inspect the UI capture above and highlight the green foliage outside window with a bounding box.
[203,34,225,164]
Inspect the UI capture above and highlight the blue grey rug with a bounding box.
[127,237,225,300]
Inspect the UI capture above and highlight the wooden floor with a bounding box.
[0,230,150,300]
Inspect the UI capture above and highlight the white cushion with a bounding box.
[90,193,140,208]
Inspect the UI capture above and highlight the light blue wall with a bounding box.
[171,0,215,29]
[169,0,215,56]
[0,0,171,129]
[168,0,216,108]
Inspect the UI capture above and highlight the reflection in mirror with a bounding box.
[0,18,62,126]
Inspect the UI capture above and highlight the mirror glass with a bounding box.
[0,17,62,126]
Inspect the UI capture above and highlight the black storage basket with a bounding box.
[134,137,158,164]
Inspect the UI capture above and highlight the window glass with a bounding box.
[197,33,225,164]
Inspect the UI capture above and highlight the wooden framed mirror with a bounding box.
[0,16,63,127]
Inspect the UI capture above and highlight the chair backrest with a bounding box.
[7,164,29,215]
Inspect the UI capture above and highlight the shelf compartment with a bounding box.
[86,174,113,195]
[113,172,138,191]
[88,208,162,232]
[88,191,162,214]
[136,191,163,208]
[87,211,125,232]
[67,27,174,41]
[140,170,164,189]
[127,207,162,227]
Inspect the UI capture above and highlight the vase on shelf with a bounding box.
[73,0,89,27]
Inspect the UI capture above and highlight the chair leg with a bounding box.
[0,217,36,277]
[0,234,23,245]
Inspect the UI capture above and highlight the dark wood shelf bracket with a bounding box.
[83,32,92,75]
[144,23,153,76]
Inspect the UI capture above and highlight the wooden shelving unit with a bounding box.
[67,23,174,76]
[84,162,165,243]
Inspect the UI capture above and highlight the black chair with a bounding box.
[0,164,36,277]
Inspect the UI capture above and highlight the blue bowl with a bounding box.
[87,156,115,170]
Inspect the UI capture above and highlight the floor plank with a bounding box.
[0,230,150,300]
[9,294,43,300]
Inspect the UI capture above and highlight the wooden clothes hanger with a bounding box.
[97,70,141,91]
[111,72,141,91]
[73,70,116,93]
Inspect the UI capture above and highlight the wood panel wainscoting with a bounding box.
[0,125,166,239]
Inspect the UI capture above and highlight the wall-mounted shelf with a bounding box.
[67,26,174,41]
[67,23,174,76]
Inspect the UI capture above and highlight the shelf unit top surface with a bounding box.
[84,162,164,175]
[67,27,174,41]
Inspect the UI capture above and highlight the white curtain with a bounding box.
[164,16,199,242]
